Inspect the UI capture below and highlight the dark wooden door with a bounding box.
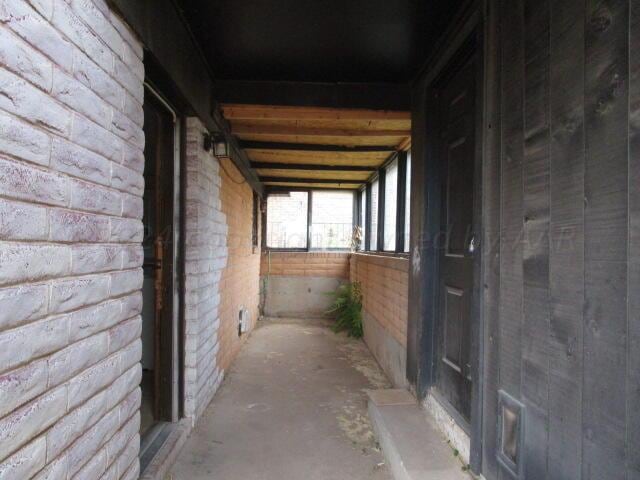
[434,54,477,425]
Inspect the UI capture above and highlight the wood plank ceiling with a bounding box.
[221,104,411,190]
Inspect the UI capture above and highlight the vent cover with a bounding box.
[238,306,250,336]
[497,390,525,479]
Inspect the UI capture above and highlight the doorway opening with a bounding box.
[140,83,182,447]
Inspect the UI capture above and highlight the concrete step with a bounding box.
[368,389,472,480]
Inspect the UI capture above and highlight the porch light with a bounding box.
[213,134,230,158]
[203,133,230,158]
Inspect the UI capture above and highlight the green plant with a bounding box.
[326,282,364,338]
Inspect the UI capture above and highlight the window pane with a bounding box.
[370,179,379,250]
[311,191,353,249]
[360,190,366,250]
[266,192,308,248]
[383,159,398,251]
[404,152,411,252]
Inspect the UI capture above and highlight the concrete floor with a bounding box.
[168,318,394,480]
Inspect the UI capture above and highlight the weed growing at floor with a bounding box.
[326,282,364,338]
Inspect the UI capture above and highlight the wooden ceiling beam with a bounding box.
[232,124,410,138]
[397,136,412,151]
[259,176,365,184]
[266,185,359,192]
[250,162,375,171]
[239,141,395,152]
[213,80,410,111]
[221,104,410,121]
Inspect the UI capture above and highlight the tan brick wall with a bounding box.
[260,252,350,278]
[0,2,144,478]
[217,158,261,372]
[350,254,409,347]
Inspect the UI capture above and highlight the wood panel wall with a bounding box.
[410,0,639,478]
[481,0,639,478]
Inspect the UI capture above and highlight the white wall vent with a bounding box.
[238,306,250,336]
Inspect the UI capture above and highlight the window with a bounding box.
[360,189,366,250]
[357,150,411,254]
[265,190,355,251]
[311,191,353,249]
[383,159,398,251]
[252,191,259,248]
[404,152,411,252]
[266,192,308,249]
[370,179,379,250]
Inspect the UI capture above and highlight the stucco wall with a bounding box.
[0,1,145,478]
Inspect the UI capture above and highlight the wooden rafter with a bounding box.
[221,104,411,121]
[220,103,411,189]
[239,141,395,152]
[250,162,375,171]
[232,124,411,138]
[264,182,361,190]
[259,176,365,184]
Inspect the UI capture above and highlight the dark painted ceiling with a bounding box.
[175,0,463,84]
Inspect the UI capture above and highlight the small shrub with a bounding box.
[326,281,363,338]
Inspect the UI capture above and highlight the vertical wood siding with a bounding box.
[548,0,585,478]
[627,2,640,479]
[479,0,638,478]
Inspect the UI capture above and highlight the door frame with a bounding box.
[143,81,182,425]
[139,73,188,477]
[405,3,485,474]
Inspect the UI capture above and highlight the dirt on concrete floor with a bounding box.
[168,317,393,480]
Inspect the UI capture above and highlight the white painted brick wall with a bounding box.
[183,118,228,423]
[0,1,145,479]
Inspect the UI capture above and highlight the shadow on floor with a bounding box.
[168,317,393,480]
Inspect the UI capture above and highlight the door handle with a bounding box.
[468,234,477,254]
[143,260,162,270]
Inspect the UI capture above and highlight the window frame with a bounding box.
[356,150,410,255]
[383,157,400,252]
[252,191,259,251]
[263,188,356,252]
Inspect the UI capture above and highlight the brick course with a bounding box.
[0,1,144,478]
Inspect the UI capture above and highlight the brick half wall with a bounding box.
[260,252,349,318]
[350,253,408,387]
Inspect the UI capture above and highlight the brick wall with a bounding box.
[260,252,350,278]
[183,118,227,422]
[217,158,261,372]
[0,1,144,478]
[350,253,408,386]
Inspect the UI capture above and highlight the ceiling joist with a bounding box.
[239,141,394,152]
[232,124,411,138]
[250,162,375,171]
[220,103,410,191]
[264,182,362,190]
[222,104,411,121]
[259,176,365,184]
